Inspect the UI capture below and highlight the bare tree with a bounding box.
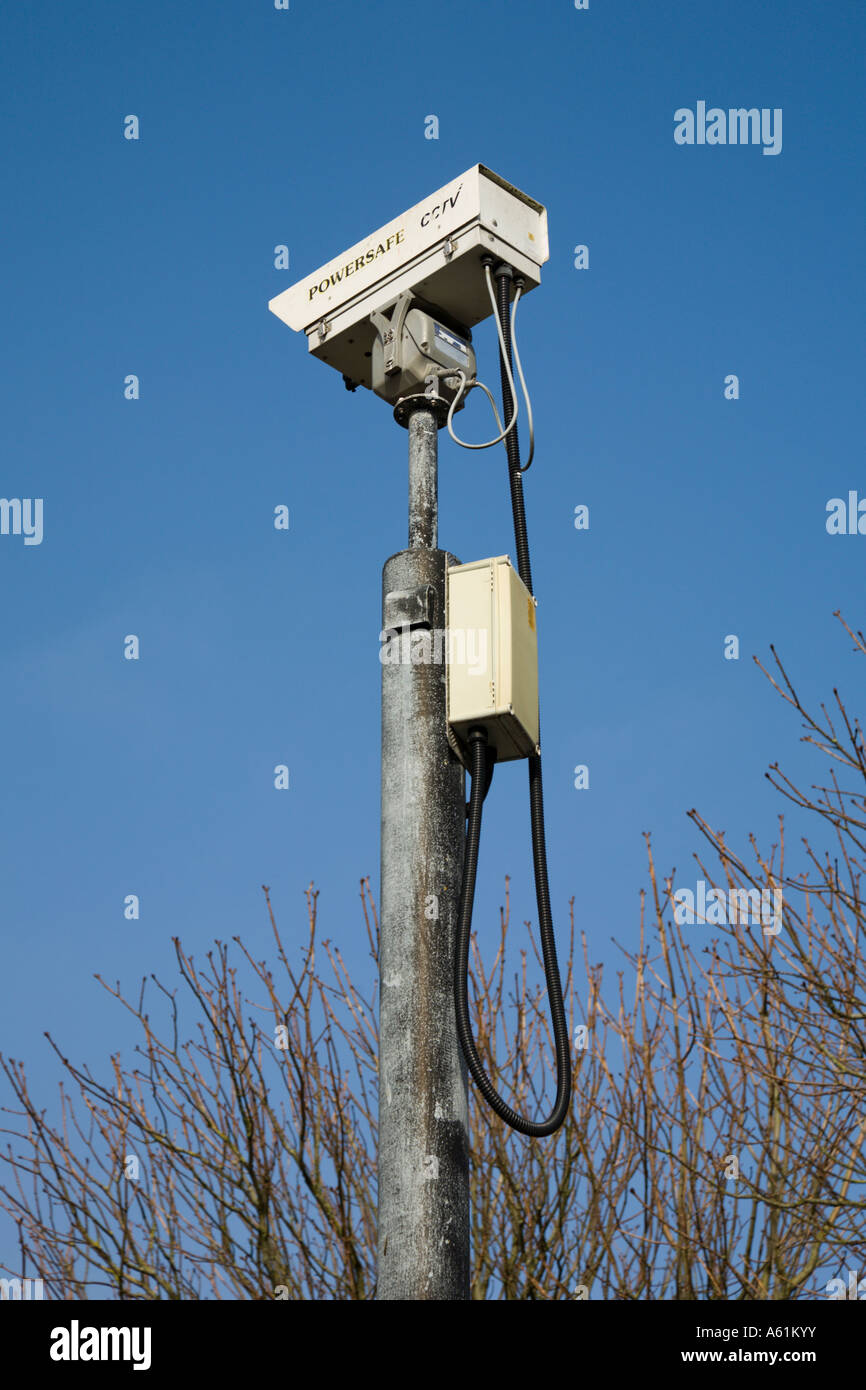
[2,614,864,1298]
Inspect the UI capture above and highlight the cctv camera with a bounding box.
[268,164,548,398]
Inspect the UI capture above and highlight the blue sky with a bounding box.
[1,1,864,1272]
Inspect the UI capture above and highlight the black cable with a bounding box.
[453,265,572,1137]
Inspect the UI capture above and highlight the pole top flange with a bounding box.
[393,393,450,430]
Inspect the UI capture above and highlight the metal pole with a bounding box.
[377,401,470,1300]
[407,403,438,549]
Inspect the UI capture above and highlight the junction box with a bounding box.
[446,555,540,764]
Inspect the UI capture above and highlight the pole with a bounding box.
[377,400,470,1300]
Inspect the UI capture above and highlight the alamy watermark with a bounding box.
[826,1270,866,1299]
[0,1276,44,1300]
[379,627,487,674]
[672,881,782,935]
[826,492,866,534]
[50,1321,151,1370]
[0,498,43,545]
[674,103,782,156]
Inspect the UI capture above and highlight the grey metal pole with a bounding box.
[407,403,438,549]
[377,400,470,1300]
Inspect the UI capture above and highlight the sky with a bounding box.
[1,1,864,1275]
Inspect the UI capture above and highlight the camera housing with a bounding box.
[268,164,548,396]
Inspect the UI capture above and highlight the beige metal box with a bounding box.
[446,556,539,764]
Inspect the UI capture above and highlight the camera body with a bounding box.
[370,300,476,408]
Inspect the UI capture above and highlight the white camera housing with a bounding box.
[268,164,548,392]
